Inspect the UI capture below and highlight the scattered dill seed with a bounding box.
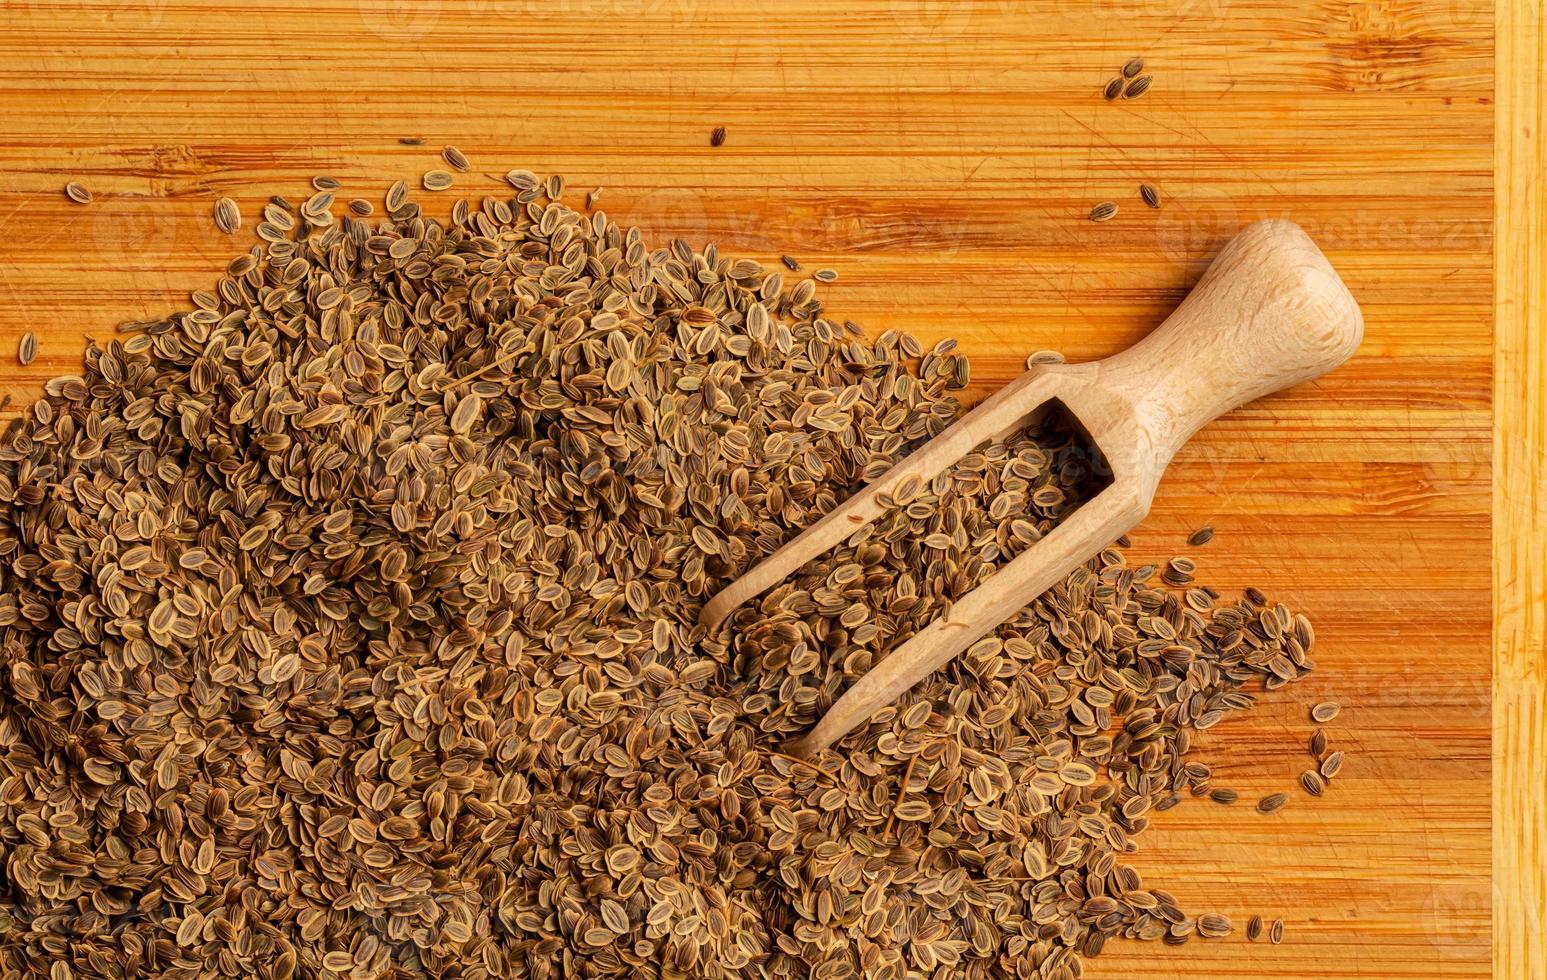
[213,197,241,234]
[710,126,727,147]
[1123,57,1145,78]
[1311,701,1341,722]
[442,145,470,172]
[1123,75,1154,99]
[311,175,340,191]
[422,170,454,192]
[385,180,409,212]
[1321,751,1345,779]
[781,255,800,271]
[1187,525,1213,546]
[17,332,37,366]
[1246,915,1262,941]
[1089,202,1119,222]
[1103,77,1124,101]
[64,181,92,204]
[1270,919,1285,944]
[1257,792,1290,814]
[1141,183,1162,209]
[813,269,838,283]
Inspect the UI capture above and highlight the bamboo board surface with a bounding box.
[0,1,1495,977]
[1493,1,1545,977]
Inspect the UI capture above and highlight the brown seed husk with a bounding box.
[213,197,241,234]
[1322,751,1345,779]
[1123,75,1154,99]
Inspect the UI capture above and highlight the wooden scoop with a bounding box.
[702,219,1363,758]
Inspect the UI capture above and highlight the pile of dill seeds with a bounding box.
[0,171,1320,979]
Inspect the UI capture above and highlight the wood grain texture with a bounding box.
[0,0,1492,976]
[1494,0,1545,977]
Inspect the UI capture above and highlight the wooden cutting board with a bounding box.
[0,1,1523,977]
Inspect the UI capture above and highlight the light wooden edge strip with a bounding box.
[1494,1,1546,977]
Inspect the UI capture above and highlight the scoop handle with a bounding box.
[1097,219,1363,477]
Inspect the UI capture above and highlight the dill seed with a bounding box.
[1141,183,1162,209]
[813,269,838,283]
[1270,919,1285,944]
[1163,555,1196,587]
[1210,788,1238,805]
[311,175,340,191]
[1123,56,1145,78]
[1123,75,1154,99]
[1321,751,1345,779]
[1311,728,1328,756]
[1089,202,1119,222]
[781,255,801,270]
[17,331,37,366]
[385,179,409,212]
[1246,915,1262,941]
[710,125,727,146]
[1187,525,1213,546]
[399,136,424,145]
[1103,77,1124,101]
[0,167,1336,979]
[63,181,92,204]
[1311,701,1341,722]
[347,198,373,216]
[213,197,241,234]
[1257,792,1290,814]
[422,170,454,191]
[442,145,470,172]
[504,169,538,191]
[1300,770,1326,796]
